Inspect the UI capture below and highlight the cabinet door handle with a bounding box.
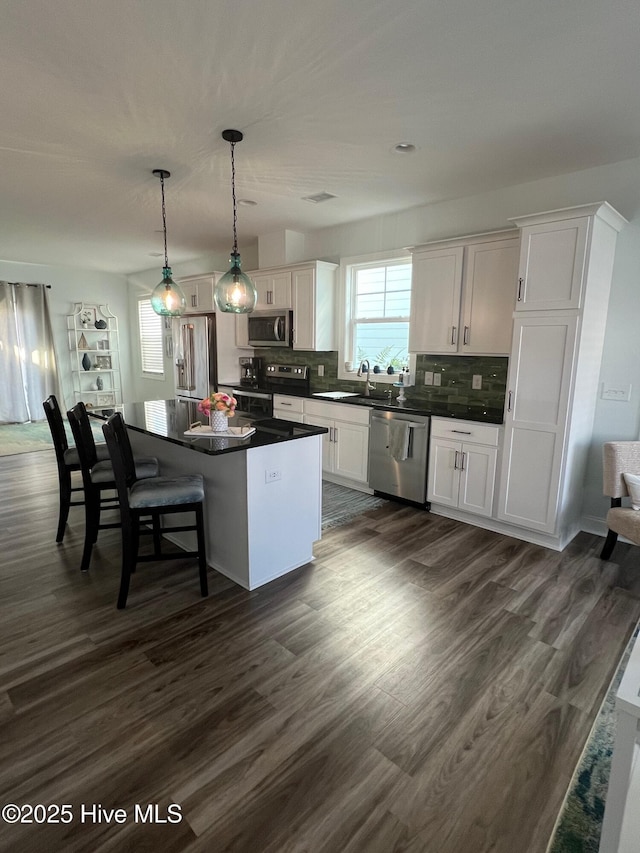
[463,326,470,345]
[454,450,460,469]
[191,294,198,308]
[517,278,524,301]
[451,429,472,435]
[451,326,457,345]
[334,427,338,443]
[267,290,273,305]
[460,451,466,471]
[508,390,513,411]
[281,401,293,406]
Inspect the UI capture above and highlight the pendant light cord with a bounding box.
[230,141,238,255]
[160,172,169,269]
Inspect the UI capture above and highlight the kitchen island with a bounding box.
[97,399,326,591]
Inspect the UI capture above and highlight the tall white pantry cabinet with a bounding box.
[497,203,627,548]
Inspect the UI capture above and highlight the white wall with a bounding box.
[0,259,129,412]
[305,155,640,529]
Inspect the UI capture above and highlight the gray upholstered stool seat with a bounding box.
[90,457,159,484]
[63,444,110,466]
[129,475,205,509]
[102,412,208,609]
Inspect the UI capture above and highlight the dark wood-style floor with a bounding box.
[1,450,639,852]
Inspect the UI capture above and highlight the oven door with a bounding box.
[232,388,273,421]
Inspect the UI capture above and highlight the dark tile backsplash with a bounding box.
[254,348,508,420]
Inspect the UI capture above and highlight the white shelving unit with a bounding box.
[67,303,122,411]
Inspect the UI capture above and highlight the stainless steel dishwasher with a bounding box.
[369,409,431,505]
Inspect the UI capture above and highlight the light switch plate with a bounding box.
[601,383,632,401]
[472,374,482,390]
[433,373,441,387]
[424,371,434,386]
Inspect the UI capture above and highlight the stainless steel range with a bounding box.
[232,363,309,420]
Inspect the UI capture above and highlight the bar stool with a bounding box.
[67,403,159,572]
[102,412,208,609]
[43,395,111,543]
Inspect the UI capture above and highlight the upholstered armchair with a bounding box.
[600,441,640,560]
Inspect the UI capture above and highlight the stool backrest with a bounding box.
[67,402,99,473]
[102,413,138,501]
[43,395,69,463]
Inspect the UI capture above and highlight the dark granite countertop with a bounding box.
[267,388,504,424]
[90,399,327,456]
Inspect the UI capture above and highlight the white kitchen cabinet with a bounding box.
[178,273,220,314]
[428,419,499,518]
[409,230,518,356]
[497,203,626,546]
[304,399,369,486]
[514,216,588,311]
[409,246,463,353]
[67,303,122,410]
[253,270,292,310]
[235,260,338,352]
[273,394,304,423]
[292,262,337,351]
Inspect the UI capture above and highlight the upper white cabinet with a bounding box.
[178,273,220,314]
[409,230,519,355]
[253,271,292,310]
[291,261,337,351]
[497,203,627,545]
[236,261,337,351]
[514,216,588,311]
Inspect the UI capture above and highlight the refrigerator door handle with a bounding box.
[178,323,196,391]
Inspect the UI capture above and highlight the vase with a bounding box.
[210,410,228,432]
[82,352,91,371]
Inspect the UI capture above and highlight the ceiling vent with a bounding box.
[302,192,337,204]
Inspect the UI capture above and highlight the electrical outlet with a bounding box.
[424,371,434,386]
[472,374,482,390]
[433,373,441,387]
[317,365,324,377]
[265,469,281,483]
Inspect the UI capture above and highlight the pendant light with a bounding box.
[150,169,187,317]
[214,129,257,313]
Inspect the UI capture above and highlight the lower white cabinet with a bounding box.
[273,394,304,423]
[428,419,500,517]
[303,400,369,485]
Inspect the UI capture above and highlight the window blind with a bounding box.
[138,299,164,375]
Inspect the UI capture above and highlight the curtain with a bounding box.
[0,282,61,424]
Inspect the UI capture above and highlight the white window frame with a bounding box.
[137,297,166,380]
[337,249,415,385]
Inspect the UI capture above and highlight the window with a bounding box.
[138,299,164,376]
[345,256,412,374]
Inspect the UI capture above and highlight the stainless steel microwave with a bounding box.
[247,311,292,347]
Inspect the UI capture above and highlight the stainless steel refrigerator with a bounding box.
[173,314,218,403]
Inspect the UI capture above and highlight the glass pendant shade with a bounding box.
[214,251,257,314]
[151,267,187,316]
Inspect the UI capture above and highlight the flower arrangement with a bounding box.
[198,392,237,419]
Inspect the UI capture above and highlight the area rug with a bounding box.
[548,627,638,853]
[0,419,104,457]
[321,480,387,530]
[0,421,54,456]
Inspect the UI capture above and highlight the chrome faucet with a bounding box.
[357,360,375,396]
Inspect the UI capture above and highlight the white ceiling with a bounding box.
[2,0,640,274]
